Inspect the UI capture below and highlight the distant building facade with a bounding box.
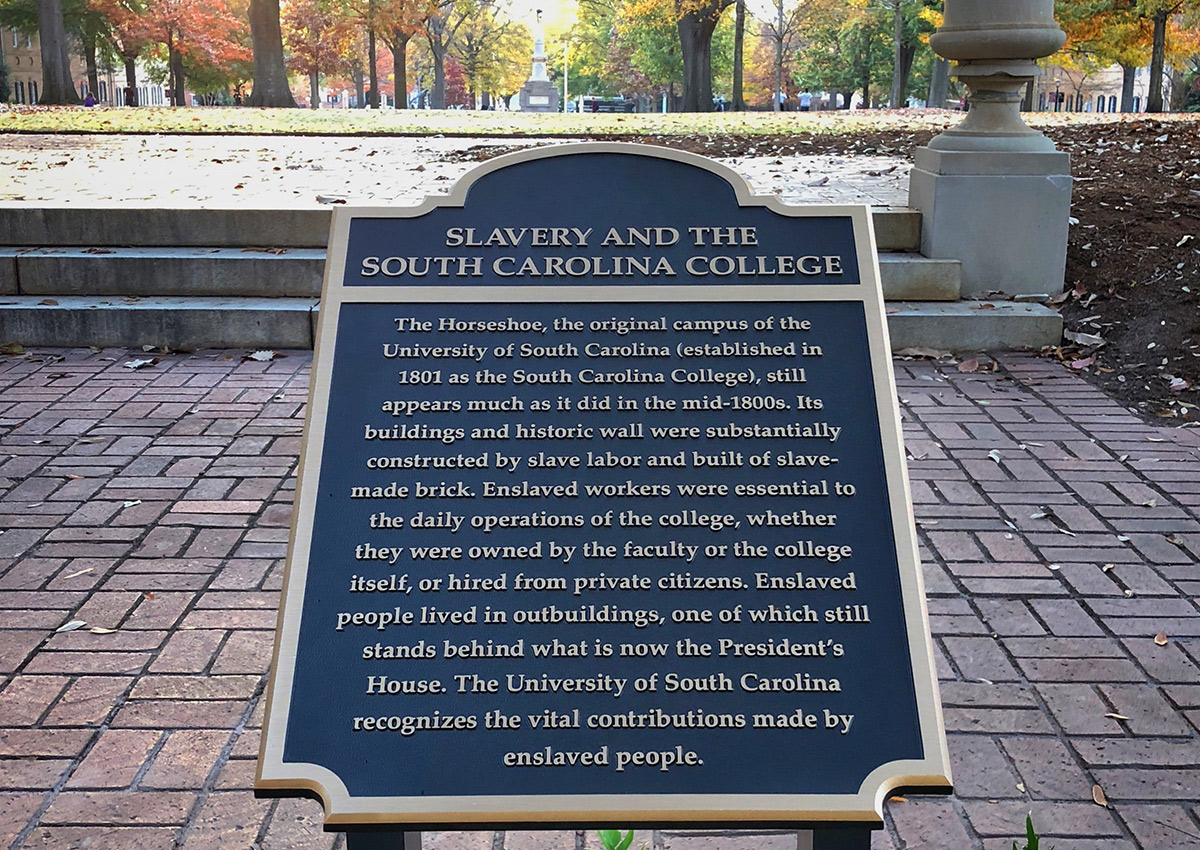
[1,26,167,106]
[1034,63,1177,113]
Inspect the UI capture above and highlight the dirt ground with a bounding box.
[625,119,1200,427]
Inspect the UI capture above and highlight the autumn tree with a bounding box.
[377,0,434,108]
[792,0,892,107]
[454,8,528,107]
[423,0,478,108]
[89,0,154,103]
[142,0,250,104]
[282,0,355,107]
[561,0,622,98]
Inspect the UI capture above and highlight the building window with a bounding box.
[1134,96,1141,111]
[100,81,107,102]
[1039,93,1047,110]
[1109,96,1117,112]
[1096,95,1105,112]
[14,81,24,104]
[29,81,37,102]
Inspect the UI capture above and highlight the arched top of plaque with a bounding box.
[332,143,863,291]
[257,142,952,830]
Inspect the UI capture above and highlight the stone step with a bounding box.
[0,296,1060,352]
[877,254,960,301]
[4,246,949,301]
[8,248,326,298]
[886,301,1063,351]
[0,207,923,252]
[0,296,317,350]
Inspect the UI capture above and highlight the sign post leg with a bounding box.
[345,831,423,850]
[800,829,873,850]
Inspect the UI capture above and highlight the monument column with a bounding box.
[908,0,1071,298]
[518,10,559,113]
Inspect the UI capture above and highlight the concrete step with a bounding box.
[0,206,923,252]
[0,296,317,349]
[886,301,1063,351]
[0,296,1060,352]
[10,248,325,298]
[871,207,921,253]
[5,246,949,301]
[878,254,960,301]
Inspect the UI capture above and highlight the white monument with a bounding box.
[908,0,1071,299]
[518,10,559,113]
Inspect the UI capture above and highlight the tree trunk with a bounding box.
[36,0,80,104]
[309,71,320,108]
[123,55,138,105]
[1120,64,1135,112]
[928,57,949,109]
[1147,8,1167,113]
[732,0,744,110]
[1169,66,1187,111]
[353,65,366,107]
[83,32,99,100]
[677,4,720,112]
[393,31,409,109]
[367,27,379,108]
[430,42,446,109]
[246,0,297,106]
[170,47,186,105]
[897,41,916,106]
[890,0,903,107]
[773,0,783,111]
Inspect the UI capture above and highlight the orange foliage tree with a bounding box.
[142,0,251,104]
[282,0,358,107]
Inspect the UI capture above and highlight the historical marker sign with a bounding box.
[257,144,951,828]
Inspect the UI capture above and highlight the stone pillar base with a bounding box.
[519,80,559,113]
[908,146,1072,299]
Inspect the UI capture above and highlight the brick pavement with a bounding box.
[0,348,1197,850]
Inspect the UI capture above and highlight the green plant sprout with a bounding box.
[597,830,637,850]
[1013,814,1053,850]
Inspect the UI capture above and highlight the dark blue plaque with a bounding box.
[257,144,951,828]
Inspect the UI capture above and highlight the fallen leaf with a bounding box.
[55,620,86,633]
[123,358,158,370]
[0,342,24,355]
[1104,712,1129,720]
[895,347,951,360]
[89,627,118,635]
[1064,330,1106,347]
[38,298,58,306]
[1070,356,1096,370]
[987,449,1002,464]
[1093,784,1108,807]
[122,500,142,508]
[957,358,980,373]
[1142,499,1157,508]
[1154,632,1169,646]
[63,567,93,579]
[246,350,278,362]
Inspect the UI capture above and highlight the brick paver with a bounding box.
[0,348,1197,850]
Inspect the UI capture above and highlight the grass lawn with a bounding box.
[0,103,1177,136]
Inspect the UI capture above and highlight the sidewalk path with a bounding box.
[0,134,911,208]
[0,348,1196,850]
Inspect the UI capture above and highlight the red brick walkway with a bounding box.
[0,348,1197,850]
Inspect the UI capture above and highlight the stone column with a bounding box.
[908,0,1072,299]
